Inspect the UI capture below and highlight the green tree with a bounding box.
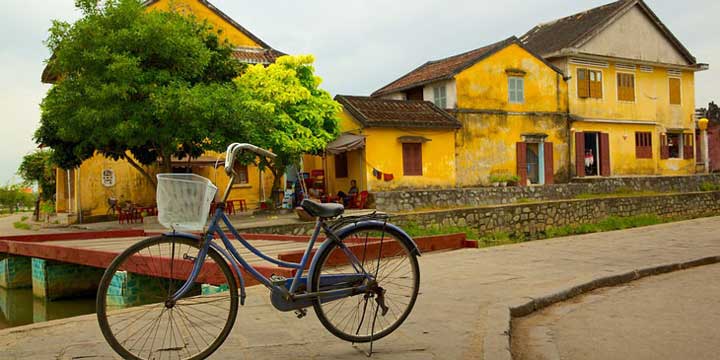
[18,149,57,220]
[0,185,35,214]
[235,55,341,204]
[36,0,250,186]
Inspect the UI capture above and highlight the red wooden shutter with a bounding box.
[683,134,694,160]
[544,142,554,185]
[575,132,585,177]
[660,134,669,159]
[600,133,611,176]
[516,142,527,186]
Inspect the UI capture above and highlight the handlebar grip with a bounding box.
[224,143,276,176]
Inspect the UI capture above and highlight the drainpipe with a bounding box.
[76,167,83,224]
[66,169,72,213]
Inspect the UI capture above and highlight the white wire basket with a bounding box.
[156,173,218,231]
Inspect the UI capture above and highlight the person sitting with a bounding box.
[337,180,359,207]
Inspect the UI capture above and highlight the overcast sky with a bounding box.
[0,0,717,184]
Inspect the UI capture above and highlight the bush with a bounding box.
[700,182,720,192]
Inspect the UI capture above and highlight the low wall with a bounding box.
[243,191,720,237]
[374,174,720,212]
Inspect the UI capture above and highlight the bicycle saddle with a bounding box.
[301,199,344,218]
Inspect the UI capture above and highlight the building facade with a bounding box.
[521,0,708,177]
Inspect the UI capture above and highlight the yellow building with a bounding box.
[311,96,460,196]
[372,37,570,186]
[521,0,708,177]
[45,0,284,219]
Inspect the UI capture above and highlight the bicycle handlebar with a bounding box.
[224,143,277,176]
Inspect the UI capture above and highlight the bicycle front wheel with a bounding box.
[96,236,238,360]
[311,223,420,343]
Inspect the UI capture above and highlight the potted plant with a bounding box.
[489,175,503,187]
[507,175,521,186]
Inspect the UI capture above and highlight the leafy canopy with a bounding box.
[36,0,249,183]
[18,150,56,201]
[37,0,340,191]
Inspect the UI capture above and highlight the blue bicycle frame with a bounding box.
[167,205,372,310]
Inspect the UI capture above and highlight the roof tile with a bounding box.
[335,95,461,130]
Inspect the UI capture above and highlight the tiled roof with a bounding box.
[232,47,286,65]
[335,95,461,130]
[372,37,517,97]
[520,0,696,64]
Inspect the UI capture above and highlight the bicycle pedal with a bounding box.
[294,309,307,319]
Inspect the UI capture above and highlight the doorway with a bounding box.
[526,143,540,184]
[584,132,600,176]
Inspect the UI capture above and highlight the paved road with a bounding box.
[2,217,720,359]
[512,263,720,360]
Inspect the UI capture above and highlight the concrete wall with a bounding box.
[374,174,720,212]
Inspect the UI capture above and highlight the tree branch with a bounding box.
[122,154,157,187]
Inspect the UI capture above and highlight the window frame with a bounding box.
[335,152,349,179]
[616,72,636,103]
[508,76,525,104]
[634,132,652,159]
[433,85,447,109]
[666,132,682,159]
[669,77,682,105]
[236,165,250,184]
[402,143,423,176]
[577,68,603,99]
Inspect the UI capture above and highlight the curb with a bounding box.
[482,255,720,360]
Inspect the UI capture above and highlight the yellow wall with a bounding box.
[146,0,263,48]
[565,61,697,175]
[567,62,695,129]
[192,159,273,210]
[56,153,158,216]
[456,113,569,186]
[455,43,568,113]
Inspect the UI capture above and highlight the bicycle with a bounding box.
[96,143,421,360]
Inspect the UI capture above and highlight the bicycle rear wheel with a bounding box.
[96,236,238,360]
[311,223,420,343]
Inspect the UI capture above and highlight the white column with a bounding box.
[703,129,710,174]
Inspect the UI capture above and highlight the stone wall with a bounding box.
[242,190,720,237]
[390,191,720,239]
[374,174,720,212]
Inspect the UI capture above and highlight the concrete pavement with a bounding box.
[512,263,720,360]
[2,216,720,359]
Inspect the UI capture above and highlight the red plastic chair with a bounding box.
[348,191,369,209]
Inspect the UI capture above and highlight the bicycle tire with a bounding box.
[310,222,420,343]
[96,236,238,360]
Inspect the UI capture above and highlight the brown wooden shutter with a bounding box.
[544,142,554,185]
[590,71,603,99]
[402,143,422,176]
[600,133,611,177]
[617,73,635,102]
[660,134,669,159]
[575,132,585,177]
[516,142,527,186]
[669,78,681,105]
[683,134,694,160]
[577,69,589,98]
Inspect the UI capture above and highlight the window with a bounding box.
[402,143,423,176]
[617,73,635,102]
[577,68,603,99]
[669,78,681,105]
[667,133,681,159]
[508,77,524,103]
[635,132,652,159]
[433,86,447,108]
[335,153,348,178]
[236,165,249,184]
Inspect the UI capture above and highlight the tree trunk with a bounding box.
[34,198,41,221]
[269,165,283,209]
[122,154,158,187]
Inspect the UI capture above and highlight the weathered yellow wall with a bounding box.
[56,153,158,216]
[193,158,272,210]
[567,63,695,130]
[146,0,263,48]
[566,62,696,175]
[455,43,568,113]
[456,113,569,186]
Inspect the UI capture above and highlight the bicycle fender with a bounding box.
[162,232,246,306]
[307,220,421,292]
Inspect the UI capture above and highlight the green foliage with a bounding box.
[700,182,720,192]
[575,188,659,199]
[402,222,479,240]
[234,55,340,200]
[544,215,664,238]
[18,150,56,201]
[13,221,32,230]
[0,185,35,212]
[489,173,520,184]
[21,216,29,221]
[37,0,247,183]
[41,201,56,215]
